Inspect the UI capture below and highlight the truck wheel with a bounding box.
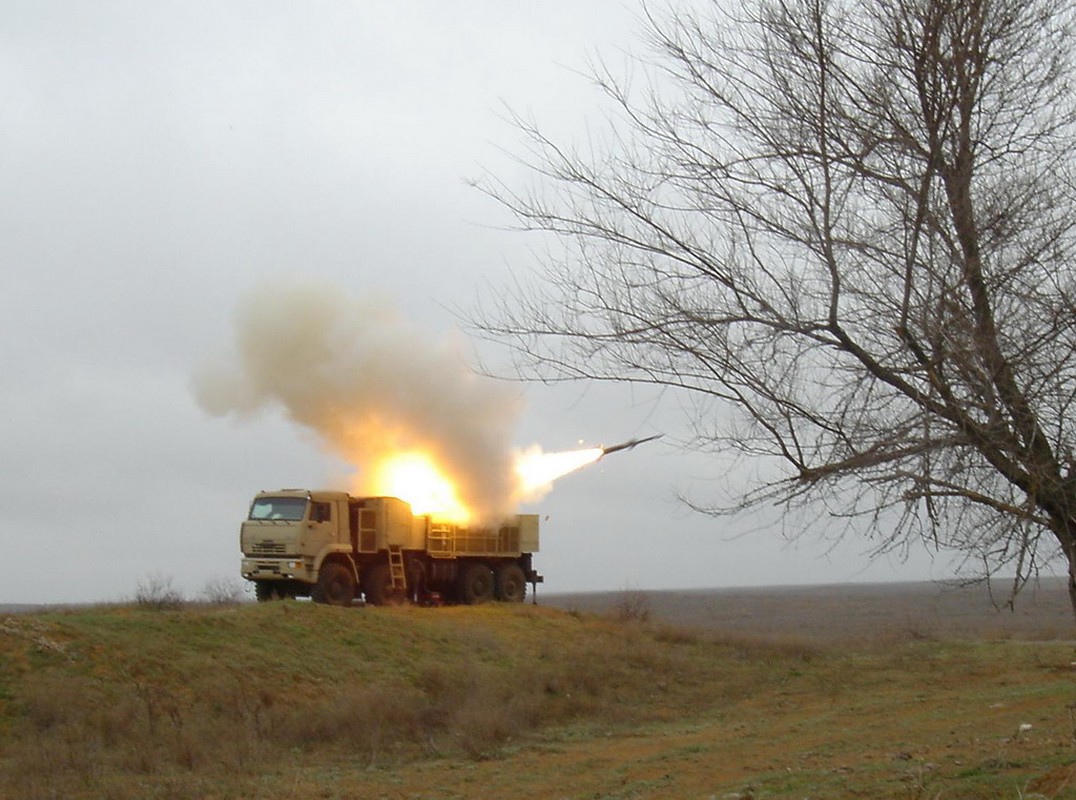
[494,563,527,603]
[312,562,355,606]
[457,562,495,605]
[362,562,398,606]
[363,564,389,607]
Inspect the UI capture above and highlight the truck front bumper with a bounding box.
[241,557,317,584]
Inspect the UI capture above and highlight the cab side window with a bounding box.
[310,502,331,523]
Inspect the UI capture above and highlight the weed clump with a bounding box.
[133,573,185,610]
[199,576,245,606]
[611,589,652,623]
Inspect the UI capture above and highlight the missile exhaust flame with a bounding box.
[512,435,662,503]
[514,446,604,497]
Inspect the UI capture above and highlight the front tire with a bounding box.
[312,562,355,606]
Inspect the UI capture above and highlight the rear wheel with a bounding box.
[457,562,495,605]
[494,563,527,603]
[312,562,355,606]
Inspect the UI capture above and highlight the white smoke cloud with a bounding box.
[192,279,525,519]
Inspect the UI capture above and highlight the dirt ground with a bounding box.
[541,577,1076,641]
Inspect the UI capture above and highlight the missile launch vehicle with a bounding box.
[240,491,541,607]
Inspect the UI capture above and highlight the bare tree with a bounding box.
[479,0,1076,614]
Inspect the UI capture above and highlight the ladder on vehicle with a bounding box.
[387,545,407,591]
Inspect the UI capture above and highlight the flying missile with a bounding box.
[599,434,663,458]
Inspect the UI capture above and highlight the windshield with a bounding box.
[248,497,308,521]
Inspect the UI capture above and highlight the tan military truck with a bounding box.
[240,490,542,606]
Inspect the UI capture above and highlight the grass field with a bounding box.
[1,593,1075,799]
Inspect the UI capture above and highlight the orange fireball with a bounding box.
[368,451,471,522]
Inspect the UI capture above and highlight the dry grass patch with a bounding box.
[1,602,1074,799]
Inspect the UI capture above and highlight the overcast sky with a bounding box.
[1,0,960,605]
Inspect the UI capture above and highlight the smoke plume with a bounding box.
[193,279,525,520]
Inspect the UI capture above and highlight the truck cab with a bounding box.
[240,490,351,601]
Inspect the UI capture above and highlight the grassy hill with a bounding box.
[2,600,1075,799]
